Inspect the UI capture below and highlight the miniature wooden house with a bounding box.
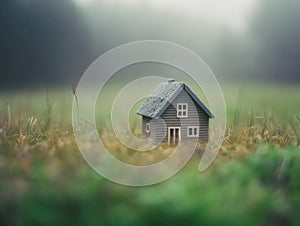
[137,79,214,144]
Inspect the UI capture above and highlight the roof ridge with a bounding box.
[136,81,214,119]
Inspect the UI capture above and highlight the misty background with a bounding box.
[0,0,299,90]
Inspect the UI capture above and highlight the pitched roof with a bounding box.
[136,81,214,118]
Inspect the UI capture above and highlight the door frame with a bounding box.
[168,127,181,144]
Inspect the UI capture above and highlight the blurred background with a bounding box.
[1,0,300,90]
[1,2,300,225]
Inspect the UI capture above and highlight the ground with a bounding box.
[0,83,299,226]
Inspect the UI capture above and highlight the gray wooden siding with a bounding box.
[142,116,151,137]
[149,89,209,143]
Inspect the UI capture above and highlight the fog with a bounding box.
[0,0,299,89]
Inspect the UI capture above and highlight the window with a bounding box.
[187,126,199,137]
[177,103,188,118]
[146,123,150,133]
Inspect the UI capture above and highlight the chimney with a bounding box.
[168,78,175,83]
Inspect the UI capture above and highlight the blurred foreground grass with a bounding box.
[0,83,299,226]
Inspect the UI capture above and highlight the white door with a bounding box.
[168,127,181,145]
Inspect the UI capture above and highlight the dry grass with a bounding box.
[0,83,300,165]
[0,99,298,171]
[222,113,298,158]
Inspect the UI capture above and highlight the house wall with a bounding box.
[151,89,209,143]
[142,116,151,136]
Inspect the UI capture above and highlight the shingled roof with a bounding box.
[136,81,214,118]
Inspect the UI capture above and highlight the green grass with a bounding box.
[0,83,299,226]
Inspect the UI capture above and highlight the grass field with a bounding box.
[0,83,299,226]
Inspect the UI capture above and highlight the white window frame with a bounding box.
[177,103,188,118]
[187,126,199,137]
[146,123,150,133]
